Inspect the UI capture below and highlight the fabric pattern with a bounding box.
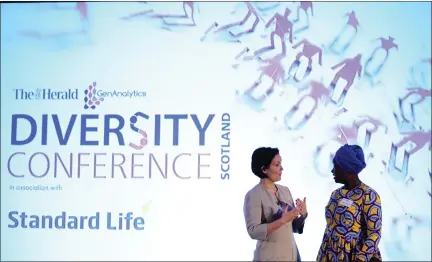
[317,183,382,261]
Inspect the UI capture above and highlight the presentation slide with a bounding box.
[1,1,431,261]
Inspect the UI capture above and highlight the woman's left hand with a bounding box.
[295,197,307,216]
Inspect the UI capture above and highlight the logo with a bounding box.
[83,81,147,110]
[84,82,104,110]
[8,112,232,180]
[13,88,79,100]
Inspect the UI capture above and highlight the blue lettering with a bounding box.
[134,217,145,230]
[130,112,149,148]
[29,152,50,178]
[106,212,145,230]
[53,114,77,145]
[8,152,25,178]
[11,113,214,147]
[165,114,188,146]
[106,212,116,230]
[130,112,149,132]
[8,211,100,229]
[42,114,48,145]
[104,114,125,145]
[155,114,161,146]
[191,114,215,146]
[11,114,37,145]
[8,211,19,228]
[80,115,98,145]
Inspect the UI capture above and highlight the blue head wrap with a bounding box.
[333,144,366,175]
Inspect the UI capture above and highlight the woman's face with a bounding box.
[263,154,283,182]
[332,160,347,184]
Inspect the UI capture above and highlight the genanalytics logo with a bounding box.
[84,81,147,110]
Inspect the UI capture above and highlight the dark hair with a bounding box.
[251,147,280,179]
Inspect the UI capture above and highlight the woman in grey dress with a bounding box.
[243,147,308,261]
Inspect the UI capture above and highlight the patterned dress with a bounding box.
[317,183,382,261]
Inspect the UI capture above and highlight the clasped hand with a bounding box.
[280,205,299,223]
[295,197,307,216]
[280,197,307,223]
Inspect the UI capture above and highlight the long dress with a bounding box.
[317,183,382,261]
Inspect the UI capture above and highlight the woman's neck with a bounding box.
[260,178,276,191]
[344,178,362,190]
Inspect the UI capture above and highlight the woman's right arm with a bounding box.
[243,191,291,240]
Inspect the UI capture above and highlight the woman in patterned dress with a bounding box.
[317,144,382,262]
